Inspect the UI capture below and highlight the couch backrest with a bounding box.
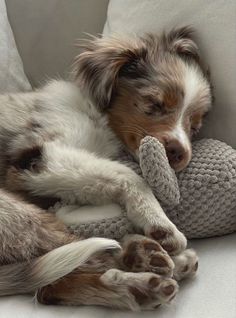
[6,0,109,87]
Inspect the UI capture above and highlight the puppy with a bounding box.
[0,26,210,310]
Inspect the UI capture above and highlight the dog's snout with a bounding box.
[165,140,188,171]
[166,141,184,163]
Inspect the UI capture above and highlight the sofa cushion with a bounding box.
[6,0,109,87]
[103,0,236,148]
[0,0,30,93]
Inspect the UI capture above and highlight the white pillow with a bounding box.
[0,0,31,93]
[103,0,236,148]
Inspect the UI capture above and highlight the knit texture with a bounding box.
[52,137,236,239]
[139,137,180,206]
[69,210,134,240]
[140,137,236,238]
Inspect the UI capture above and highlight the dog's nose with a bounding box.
[165,140,187,171]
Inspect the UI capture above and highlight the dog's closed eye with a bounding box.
[144,101,165,116]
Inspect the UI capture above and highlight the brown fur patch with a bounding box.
[108,87,179,153]
[74,36,149,110]
[163,88,184,110]
[37,272,106,306]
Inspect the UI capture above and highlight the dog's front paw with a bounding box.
[121,234,174,277]
[172,249,199,281]
[144,223,187,255]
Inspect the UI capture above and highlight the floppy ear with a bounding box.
[73,36,148,111]
[163,26,200,62]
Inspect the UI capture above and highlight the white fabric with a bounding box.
[0,0,31,92]
[0,233,235,318]
[56,203,122,225]
[103,0,236,148]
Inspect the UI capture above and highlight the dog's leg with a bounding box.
[37,269,178,310]
[9,142,186,255]
[0,189,75,264]
[35,235,194,310]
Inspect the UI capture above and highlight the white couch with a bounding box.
[1,1,236,317]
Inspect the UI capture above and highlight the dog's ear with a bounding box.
[163,26,200,62]
[73,36,148,111]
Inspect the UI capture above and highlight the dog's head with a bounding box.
[74,27,212,171]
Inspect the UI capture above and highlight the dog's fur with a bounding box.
[0,27,210,310]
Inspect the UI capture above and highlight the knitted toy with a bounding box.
[53,137,236,239]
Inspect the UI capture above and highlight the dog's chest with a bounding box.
[67,112,122,159]
[31,81,122,159]
[39,90,122,159]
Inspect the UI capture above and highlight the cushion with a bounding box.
[103,0,236,148]
[0,0,31,93]
[5,0,109,87]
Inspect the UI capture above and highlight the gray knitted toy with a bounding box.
[140,137,236,238]
[53,137,236,239]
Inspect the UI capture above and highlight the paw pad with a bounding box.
[162,284,175,296]
[149,277,161,288]
[150,229,168,240]
[150,255,169,267]
[143,241,162,252]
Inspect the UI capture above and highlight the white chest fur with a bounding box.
[34,80,122,159]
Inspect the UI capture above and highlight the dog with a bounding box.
[0,26,211,310]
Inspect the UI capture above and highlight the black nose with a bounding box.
[165,140,185,166]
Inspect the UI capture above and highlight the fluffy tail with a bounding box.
[0,238,120,296]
